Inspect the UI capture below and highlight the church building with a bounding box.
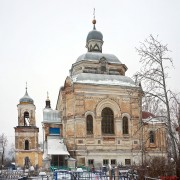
[14,87,42,168]
[13,13,168,169]
[55,17,168,167]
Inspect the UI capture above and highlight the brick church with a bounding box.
[15,17,167,169]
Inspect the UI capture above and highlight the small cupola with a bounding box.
[86,10,103,53]
[19,85,34,104]
[45,92,51,109]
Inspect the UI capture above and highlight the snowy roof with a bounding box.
[72,73,137,87]
[47,136,69,155]
[43,108,61,123]
[142,111,164,124]
[76,52,122,64]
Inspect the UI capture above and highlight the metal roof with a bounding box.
[86,29,103,42]
[76,52,122,64]
[19,90,34,104]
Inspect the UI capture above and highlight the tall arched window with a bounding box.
[101,108,114,134]
[149,131,155,143]
[122,117,129,134]
[24,111,30,126]
[87,115,93,135]
[24,157,30,168]
[25,140,29,150]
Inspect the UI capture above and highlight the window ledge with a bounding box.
[149,143,156,148]
[123,134,130,138]
[102,134,115,137]
[86,134,94,137]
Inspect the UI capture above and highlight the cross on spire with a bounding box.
[92,8,96,30]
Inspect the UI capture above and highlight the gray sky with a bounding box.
[0,0,180,146]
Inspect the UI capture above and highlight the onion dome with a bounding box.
[19,86,34,104]
[86,25,103,42]
[86,15,104,53]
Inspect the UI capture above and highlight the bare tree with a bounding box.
[8,143,15,162]
[0,133,8,169]
[135,35,178,161]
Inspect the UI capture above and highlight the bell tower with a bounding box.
[14,85,42,168]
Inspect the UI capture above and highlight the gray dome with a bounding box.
[20,90,34,104]
[86,30,103,42]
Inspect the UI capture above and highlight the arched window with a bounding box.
[149,131,155,143]
[24,157,30,168]
[87,115,93,135]
[122,117,129,134]
[25,140,29,150]
[101,108,114,134]
[24,111,30,126]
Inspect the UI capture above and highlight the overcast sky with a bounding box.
[0,0,180,147]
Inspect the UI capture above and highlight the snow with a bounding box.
[47,136,69,155]
[76,52,122,64]
[72,73,138,87]
[143,116,164,124]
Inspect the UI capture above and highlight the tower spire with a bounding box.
[47,91,49,100]
[25,82,28,95]
[45,91,51,108]
[92,8,96,30]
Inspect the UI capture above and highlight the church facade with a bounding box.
[55,19,168,167]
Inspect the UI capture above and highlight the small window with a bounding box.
[87,115,93,134]
[134,141,138,144]
[25,140,29,150]
[88,159,94,165]
[150,131,155,143]
[111,159,116,165]
[123,117,129,134]
[78,140,83,144]
[103,159,109,165]
[98,140,101,144]
[125,159,131,165]
[118,140,120,144]
[101,65,106,72]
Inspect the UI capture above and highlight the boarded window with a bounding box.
[49,128,60,135]
[87,115,93,134]
[102,108,114,134]
[123,117,129,134]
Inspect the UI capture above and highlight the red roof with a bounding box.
[142,111,155,119]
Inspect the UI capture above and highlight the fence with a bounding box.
[0,169,24,179]
[53,170,138,180]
